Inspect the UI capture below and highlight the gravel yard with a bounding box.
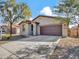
[51,37,79,59]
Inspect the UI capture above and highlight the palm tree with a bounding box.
[0,0,31,37]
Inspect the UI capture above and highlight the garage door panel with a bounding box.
[40,25,62,36]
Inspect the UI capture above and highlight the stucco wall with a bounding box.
[20,23,31,36]
[62,22,68,37]
[32,23,40,35]
[34,17,62,26]
[33,23,37,35]
[37,24,40,35]
[69,29,77,37]
[16,28,20,35]
[69,27,79,37]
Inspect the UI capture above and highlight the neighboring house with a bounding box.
[12,25,20,35]
[0,25,9,34]
[19,15,68,37]
[0,24,20,35]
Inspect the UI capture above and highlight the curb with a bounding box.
[49,38,61,56]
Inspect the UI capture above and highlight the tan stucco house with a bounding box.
[19,15,68,37]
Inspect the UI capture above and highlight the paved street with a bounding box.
[0,36,61,59]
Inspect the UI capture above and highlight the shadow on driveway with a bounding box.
[17,35,61,42]
[0,35,61,42]
[1,35,29,41]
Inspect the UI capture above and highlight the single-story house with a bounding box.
[19,15,68,37]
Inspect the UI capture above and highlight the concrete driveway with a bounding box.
[19,35,61,42]
[0,36,61,59]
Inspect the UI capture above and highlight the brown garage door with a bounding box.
[40,25,62,36]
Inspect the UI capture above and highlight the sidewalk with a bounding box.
[0,41,27,59]
[0,47,11,59]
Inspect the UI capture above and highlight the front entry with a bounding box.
[31,24,33,35]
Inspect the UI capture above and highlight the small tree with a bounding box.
[55,0,79,37]
[0,0,31,37]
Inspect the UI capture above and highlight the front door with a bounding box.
[31,24,33,35]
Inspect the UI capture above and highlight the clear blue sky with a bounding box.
[16,0,59,18]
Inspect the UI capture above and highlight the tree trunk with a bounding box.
[10,23,12,37]
[77,24,79,37]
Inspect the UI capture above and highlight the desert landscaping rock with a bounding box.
[52,38,79,59]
